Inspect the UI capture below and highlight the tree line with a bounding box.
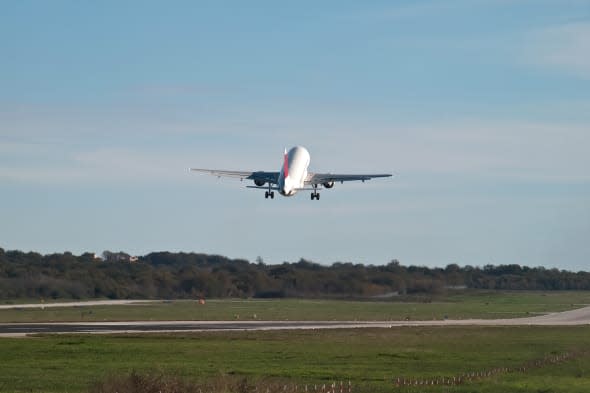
[1,247,589,300]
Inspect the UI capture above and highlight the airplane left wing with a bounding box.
[305,173,392,185]
[189,168,279,184]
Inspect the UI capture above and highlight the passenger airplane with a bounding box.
[190,146,392,200]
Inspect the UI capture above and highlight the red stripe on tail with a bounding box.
[283,150,289,178]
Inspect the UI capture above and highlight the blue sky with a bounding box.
[1,1,589,270]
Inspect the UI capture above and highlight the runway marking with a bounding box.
[0,300,156,310]
[1,305,590,337]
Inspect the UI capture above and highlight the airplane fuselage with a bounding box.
[278,146,310,196]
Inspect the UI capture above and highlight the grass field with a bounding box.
[3,291,590,392]
[1,291,590,323]
[1,326,590,392]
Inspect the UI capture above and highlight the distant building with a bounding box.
[102,251,134,262]
[445,285,468,290]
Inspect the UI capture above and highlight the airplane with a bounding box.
[190,146,392,200]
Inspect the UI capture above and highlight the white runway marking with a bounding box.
[1,306,589,337]
[0,300,156,309]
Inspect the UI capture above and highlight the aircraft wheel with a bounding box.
[265,192,269,199]
[317,193,320,200]
[270,192,275,199]
[310,193,314,200]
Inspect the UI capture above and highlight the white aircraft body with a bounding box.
[190,146,392,200]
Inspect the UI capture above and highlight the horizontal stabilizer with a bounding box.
[246,185,280,190]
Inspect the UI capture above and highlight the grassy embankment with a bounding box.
[1,326,590,392]
[1,290,589,323]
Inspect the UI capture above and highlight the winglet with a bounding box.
[283,148,289,178]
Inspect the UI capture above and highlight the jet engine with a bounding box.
[323,181,335,189]
[254,179,266,187]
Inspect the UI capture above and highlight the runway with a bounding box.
[1,306,589,337]
[0,299,155,310]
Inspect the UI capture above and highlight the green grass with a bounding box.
[1,326,590,392]
[1,291,589,323]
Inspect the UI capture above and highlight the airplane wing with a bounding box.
[305,173,392,185]
[189,168,280,184]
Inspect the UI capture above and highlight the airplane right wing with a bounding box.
[189,168,280,184]
[305,173,392,185]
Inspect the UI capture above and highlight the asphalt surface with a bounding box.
[0,300,155,309]
[1,306,589,337]
[0,321,379,336]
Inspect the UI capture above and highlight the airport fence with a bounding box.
[391,349,589,389]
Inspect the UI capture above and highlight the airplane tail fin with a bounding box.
[283,148,289,178]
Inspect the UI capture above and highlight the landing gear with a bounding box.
[311,184,320,200]
[265,183,274,199]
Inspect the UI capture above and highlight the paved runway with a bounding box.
[0,321,380,336]
[0,300,155,310]
[1,306,589,337]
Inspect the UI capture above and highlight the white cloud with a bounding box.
[524,22,590,79]
[1,99,589,186]
[2,119,589,186]
[0,148,249,185]
[261,116,590,183]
